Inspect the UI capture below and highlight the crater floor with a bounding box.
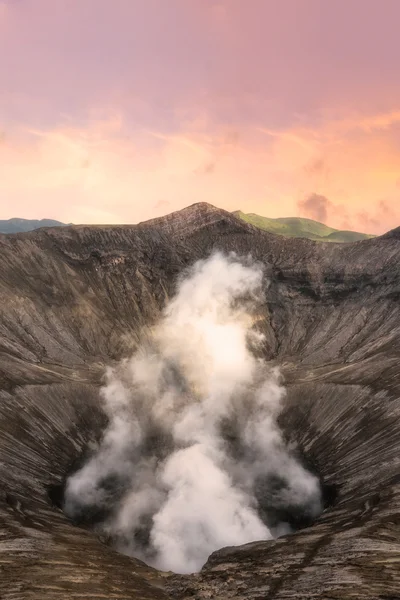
[0,203,399,599]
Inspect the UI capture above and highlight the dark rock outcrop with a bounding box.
[0,203,399,599]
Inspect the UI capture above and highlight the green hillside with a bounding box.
[233,211,375,243]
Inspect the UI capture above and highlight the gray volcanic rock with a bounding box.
[0,202,399,599]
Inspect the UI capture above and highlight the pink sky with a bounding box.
[1,0,400,233]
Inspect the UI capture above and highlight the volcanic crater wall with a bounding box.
[0,203,399,599]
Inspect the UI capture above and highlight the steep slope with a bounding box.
[0,203,399,599]
[0,217,65,234]
[234,210,375,242]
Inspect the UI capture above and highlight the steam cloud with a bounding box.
[64,253,322,574]
[298,192,333,223]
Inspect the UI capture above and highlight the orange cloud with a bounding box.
[259,110,400,232]
[298,194,334,223]
[0,108,399,234]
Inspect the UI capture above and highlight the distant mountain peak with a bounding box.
[0,218,65,234]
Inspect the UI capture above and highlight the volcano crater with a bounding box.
[0,203,399,599]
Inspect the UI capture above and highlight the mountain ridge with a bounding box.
[0,217,65,234]
[0,205,380,242]
[233,209,376,242]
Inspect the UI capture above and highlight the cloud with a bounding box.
[223,130,240,146]
[342,110,400,133]
[298,194,399,235]
[1,106,399,234]
[1,0,400,234]
[297,193,333,223]
[203,161,216,173]
[195,161,216,175]
[259,127,318,151]
[356,200,398,234]
[303,157,326,176]
[147,131,209,157]
[153,199,171,210]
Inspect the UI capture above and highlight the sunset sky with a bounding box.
[1,0,400,233]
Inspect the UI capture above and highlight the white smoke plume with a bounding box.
[64,252,322,574]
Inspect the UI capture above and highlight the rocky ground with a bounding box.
[0,203,399,599]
